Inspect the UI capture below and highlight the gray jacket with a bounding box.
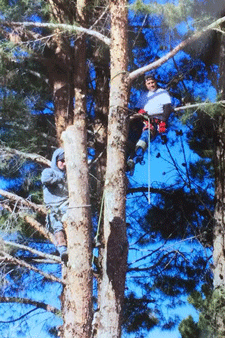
[41,148,68,209]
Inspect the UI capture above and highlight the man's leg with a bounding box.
[127,130,149,173]
[54,230,67,246]
[49,211,68,260]
[127,124,158,174]
[54,230,67,259]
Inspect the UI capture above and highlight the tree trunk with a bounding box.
[91,60,110,204]
[213,22,225,287]
[48,49,74,144]
[62,124,93,338]
[213,115,225,288]
[61,2,93,338]
[213,21,225,336]
[95,1,129,337]
[47,0,75,145]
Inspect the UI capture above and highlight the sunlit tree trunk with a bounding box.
[61,1,93,337]
[95,1,129,337]
[213,20,225,336]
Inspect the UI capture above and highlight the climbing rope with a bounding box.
[147,116,151,205]
[92,191,105,265]
[95,191,104,244]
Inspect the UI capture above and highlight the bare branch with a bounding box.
[3,20,111,46]
[2,239,61,262]
[129,16,225,81]
[0,188,47,215]
[0,189,56,243]
[0,146,51,167]
[174,100,225,112]
[127,186,172,195]
[1,251,64,284]
[0,296,59,315]
[23,215,55,244]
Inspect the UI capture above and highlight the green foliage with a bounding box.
[130,0,213,29]
[179,285,225,337]
[0,0,224,337]
[0,0,47,21]
[179,315,201,338]
[0,50,55,156]
[0,211,25,235]
[144,186,213,245]
[184,107,219,159]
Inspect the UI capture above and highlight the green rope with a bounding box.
[96,190,105,242]
[92,190,105,265]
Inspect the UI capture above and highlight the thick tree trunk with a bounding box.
[61,30,93,336]
[48,52,74,144]
[60,2,93,338]
[95,1,129,337]
[213,114,225,288]
[47,0,75,145]
[213,22,225,336]
[62,124,93,338]
[91,61,110,203]
[213,23,225,287]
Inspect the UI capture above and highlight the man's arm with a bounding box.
[161,103,173,122]
[41,168,65,186]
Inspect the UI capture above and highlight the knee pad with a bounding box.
[135,140,147,152]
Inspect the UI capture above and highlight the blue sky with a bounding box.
[125,125,204,338]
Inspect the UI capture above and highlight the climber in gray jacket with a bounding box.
[41,148,68,260]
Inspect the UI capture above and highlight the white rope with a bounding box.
[147,117,151,204]
[68,205,91,209]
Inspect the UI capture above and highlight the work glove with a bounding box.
[138,109,147,115]
[138,109,149,121]
[157,121,167,133]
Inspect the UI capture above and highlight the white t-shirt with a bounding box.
[136,88,171,118]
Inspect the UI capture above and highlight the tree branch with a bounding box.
[0,296,59,315]
[127,186,172,195]
[1,251,64,284]
[2,239,60,262]
[173,100,225,112]
[0,189,55,243]
[23,215,56,244]
[0,146,51,167]
[2,20,111,46]
[129,16,225,81]
[0,188,47,216]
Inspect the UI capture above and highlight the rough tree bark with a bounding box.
[95,1,129,337]
[213,24,225,286]
[60,1,93,338]
[62,124,93,338]
[47,0,75,145]
[213,20,225,335]
[91,58,110,202]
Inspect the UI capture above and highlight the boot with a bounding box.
[55,230,68,261]
[126,147,145,175]
[134,146,145,164]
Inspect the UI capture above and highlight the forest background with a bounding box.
[0,0,225,338]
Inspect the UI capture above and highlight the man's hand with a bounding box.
[138,109,149,121]
[130,109,147,120]
[138,109,147,115]
[157,121,167,133]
